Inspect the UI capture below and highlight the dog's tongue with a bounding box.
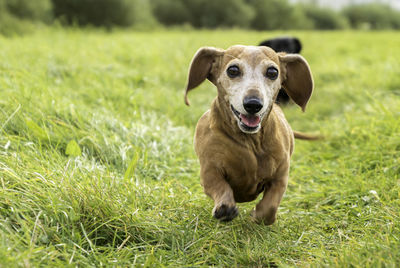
[240,114,261,127]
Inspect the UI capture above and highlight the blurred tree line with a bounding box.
[1,0,400,35]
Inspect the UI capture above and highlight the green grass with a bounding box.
[0,29,399,267]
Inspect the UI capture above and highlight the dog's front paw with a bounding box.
[212,204,238,222]
[251,207,277,225]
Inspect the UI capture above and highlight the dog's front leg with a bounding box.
[252,171,288,225]
[200,166,238,221]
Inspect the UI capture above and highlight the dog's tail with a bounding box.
[293,131,322,140]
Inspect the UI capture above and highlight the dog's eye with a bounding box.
[265,67,278,80]
[227,65,240,78]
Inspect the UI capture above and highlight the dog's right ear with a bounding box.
[184,47,224,106]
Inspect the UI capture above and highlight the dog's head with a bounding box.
[185,45,313,134]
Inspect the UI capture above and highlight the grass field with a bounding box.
[0,29,399,267]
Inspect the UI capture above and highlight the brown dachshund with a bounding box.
[184,45,313,224]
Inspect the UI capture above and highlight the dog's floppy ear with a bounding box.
[279,54,313,111]
[184,47,224,106]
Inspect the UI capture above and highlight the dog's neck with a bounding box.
[210,97,276,153]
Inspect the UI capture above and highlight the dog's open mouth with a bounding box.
[231,105,261,132]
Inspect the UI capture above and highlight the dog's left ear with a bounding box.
[279,54,313,111]
[184,47,224,106]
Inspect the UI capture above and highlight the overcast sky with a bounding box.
[290,0,400,9]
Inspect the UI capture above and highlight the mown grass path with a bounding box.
[0,29,399,266]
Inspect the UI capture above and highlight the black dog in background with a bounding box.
[259,37,302,54]
[259,37,302,104]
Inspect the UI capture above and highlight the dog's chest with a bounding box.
[225,147,279,202]
[255,151,279,180]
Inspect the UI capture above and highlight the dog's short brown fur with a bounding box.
[184,45,313,224]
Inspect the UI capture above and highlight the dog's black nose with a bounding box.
[243,97,263,114]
